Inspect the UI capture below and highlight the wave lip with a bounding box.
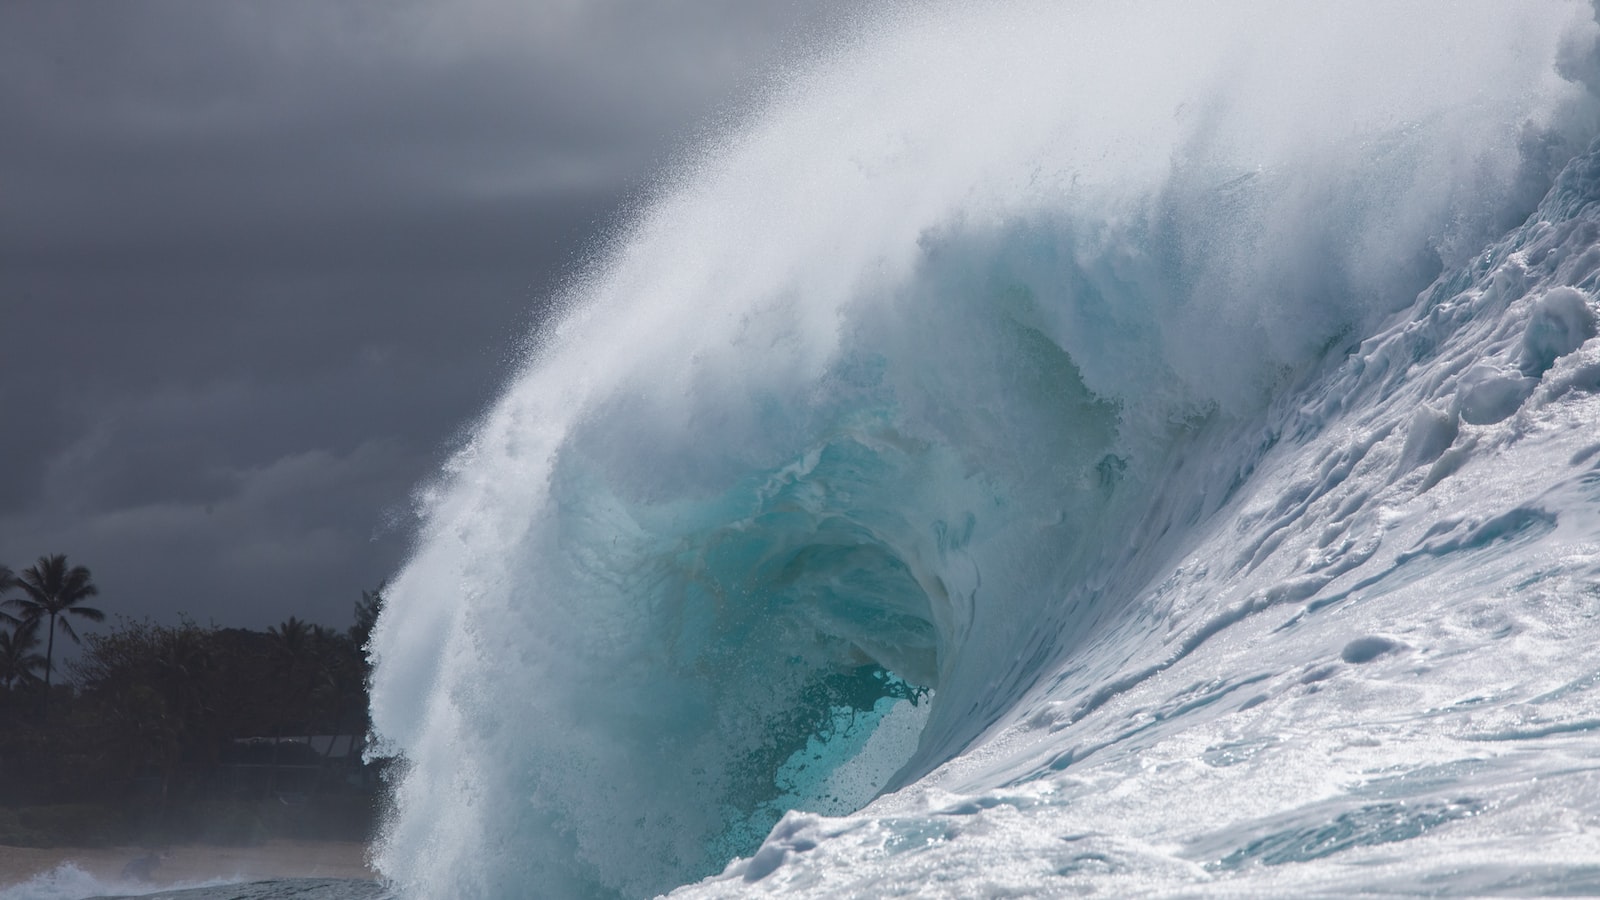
[367,3,1600,897]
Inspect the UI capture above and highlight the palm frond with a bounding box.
[4,595,43,619]
[67,604,106,623]
[10,578,47,607]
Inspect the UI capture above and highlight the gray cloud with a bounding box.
[0,0,850,631]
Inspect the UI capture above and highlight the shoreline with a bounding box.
[0,839,375,892]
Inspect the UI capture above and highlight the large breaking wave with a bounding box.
[367,3,1600,896]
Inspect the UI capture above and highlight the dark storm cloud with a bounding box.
[0,0,850,629]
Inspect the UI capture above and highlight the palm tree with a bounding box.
[268,616,313,682]
[4,555,104,698]
[266,615,338,800]
[0,565,16,627]
[350,583,384,652]
[0,619,46,691]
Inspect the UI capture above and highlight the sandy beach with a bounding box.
[0,839,375,892]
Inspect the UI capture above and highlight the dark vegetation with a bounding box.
[0,555,387,848]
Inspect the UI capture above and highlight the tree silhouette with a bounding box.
[268,616,313,681]
[350,583,383,651]
[4,555,104,709]
[0,586,387,844]
[264,615,316,795]
[0,619,46,692]
[0,564,16,627]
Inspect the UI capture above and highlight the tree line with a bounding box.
[0,555,387,847]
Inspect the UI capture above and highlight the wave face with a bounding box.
[367,4,1600,897]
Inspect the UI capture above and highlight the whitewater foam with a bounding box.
[0,864,239,900]
[367,2,1600,896]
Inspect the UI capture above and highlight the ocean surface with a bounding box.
[0,870,386,900]
[81,880,389,900]
[18,3,1600,899]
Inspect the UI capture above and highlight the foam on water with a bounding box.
[0,865,137,900]
[0,864,237,900]
[0,867,384,900]
[366,2,1600,896]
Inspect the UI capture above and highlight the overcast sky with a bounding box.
[0,1,850,634]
